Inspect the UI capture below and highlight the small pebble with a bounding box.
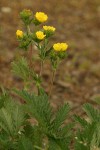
[1,7,12,13]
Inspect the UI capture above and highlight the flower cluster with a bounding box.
[16,9,69,69]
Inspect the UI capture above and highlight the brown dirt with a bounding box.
[0,0,100,117]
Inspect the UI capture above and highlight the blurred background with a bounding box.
[0,0,100,115]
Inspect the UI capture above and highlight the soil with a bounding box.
[0,0,100,117]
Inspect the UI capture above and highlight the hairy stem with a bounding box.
[49,69,56,98]
[29,43,33,68]
[40,60,44,77]
[27,25,31,33]
[27,25,33,68]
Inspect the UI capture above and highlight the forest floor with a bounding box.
[0,0,100,117]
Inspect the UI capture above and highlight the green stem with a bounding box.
[27,25,31,34]
[39,60,44,77]
[27,25,33,68]
[29,43,33,68]
[37,59,44,95]
[49,69,56,98]
[34,145,43,150]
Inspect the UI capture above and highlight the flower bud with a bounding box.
[43,25,56,37]
[16,30,23,38]
[20,9,32,25]
[20,9,32,19]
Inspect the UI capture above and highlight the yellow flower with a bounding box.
[53,43,61,51]
[16,30,23,38]
[43,25,56,32]
[36,31,46,40]
[35,12,48,23]
[61,43,68,51]
[53,43,68,51]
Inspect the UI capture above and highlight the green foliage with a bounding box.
[48,137,70,150]
[0,89,9,109]
[0,89,72,149]
[14,89,72,149]
[51,104,70,132]
[74,103,100,150]
[12,57,30,82]
[17,136,33,150]
[0,8,100,150]
[0,91,26,150]
[14,90,52,131]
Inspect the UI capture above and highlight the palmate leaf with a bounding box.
[24,124,43,148]
[32,125,43,148]
[75,123,100,150]
[74,103,100,150]
[14,90,53,132]
[51,103,70,132]
[75,122,97,149]
[12,57,30,81]
[47,104,71,150]
[5,98,25,133]
[48,138,61,150]
[90,124,100,149]
[55,123,73,138]
[17,136,33,150]
[0,89,10,109]
[48,137,70,150]
[74,115,88,127]
[0,108,13,136]
[0,97,25,136]
[14,90,72,148]
[83,103,100,122]
[12,103,25,134]
[0,129,18,150]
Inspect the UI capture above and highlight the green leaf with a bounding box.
[11,103,25,134]
[0,108,13,136]
[14,90,52,132]
[48,137,70,150]
[0,97,25,136]
[51,103,70,132]
[24,124,43,147]
[56,123,73,138]
[0,90,10,109]
[74,115,88,127]
[83,103,100,122]
[17,136,33,150]
[74,103,100,150]
[12,57,30,81]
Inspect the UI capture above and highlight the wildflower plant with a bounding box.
[0,9,100,150]
[0,9,71,150]
[14,9,69,95]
